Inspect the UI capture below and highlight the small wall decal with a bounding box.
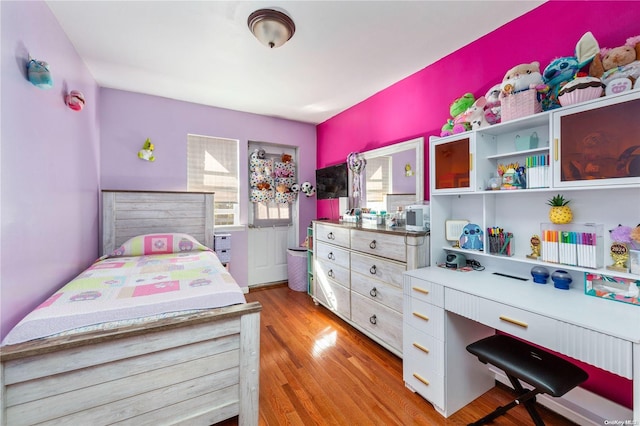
[27,56,53,89]
[138,138,155,162]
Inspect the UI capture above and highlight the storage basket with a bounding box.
[501,89,542,122]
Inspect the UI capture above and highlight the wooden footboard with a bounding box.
[1,302,261,426]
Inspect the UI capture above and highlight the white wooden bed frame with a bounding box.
[1,190,261,426]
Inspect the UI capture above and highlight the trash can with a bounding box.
[287,248,308,292]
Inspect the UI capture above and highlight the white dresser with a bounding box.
[312,221,429,356]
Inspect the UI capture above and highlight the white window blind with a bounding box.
[187,134,239,226]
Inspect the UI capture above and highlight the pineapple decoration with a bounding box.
[547,194,573,224]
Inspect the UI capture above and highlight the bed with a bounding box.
[1,190,261,426]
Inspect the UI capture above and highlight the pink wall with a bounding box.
[1,1,100,340]
[99,89,317,288]
[316,0,636,409]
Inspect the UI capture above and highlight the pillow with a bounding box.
[110,233,210,257]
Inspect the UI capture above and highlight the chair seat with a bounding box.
[466,334,588,397]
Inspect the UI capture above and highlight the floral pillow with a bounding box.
[110,233,210,257]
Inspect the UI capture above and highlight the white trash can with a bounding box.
[287,248,308,292]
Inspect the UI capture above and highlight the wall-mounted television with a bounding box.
[315,162,349,200]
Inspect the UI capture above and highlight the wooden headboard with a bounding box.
[102,190,215,255]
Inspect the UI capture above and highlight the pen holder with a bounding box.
[488,232,514,257]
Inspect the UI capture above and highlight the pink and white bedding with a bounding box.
[2,233,246,345]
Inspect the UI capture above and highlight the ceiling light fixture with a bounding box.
[247,8,295,49]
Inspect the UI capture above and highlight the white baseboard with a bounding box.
[491,367,632,425]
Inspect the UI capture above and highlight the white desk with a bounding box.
[402,266,640,423]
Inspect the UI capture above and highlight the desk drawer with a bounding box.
[446,289,558,349]
[351,292,402,351]
[351,251,405,289]
[404,297,445,340]
[351,229,406,262]
[315,223,350,248]
[404,276,444,307]
[351,272,403,312]
[315,241,350,269]
[403,332,444,409]
[403,324,444,376]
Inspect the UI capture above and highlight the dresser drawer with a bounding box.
[350,229,406,262]
[351,272,403,312]
[403,324,444,376]
[314,275,350,319]
[351,292,402,351]
[350,251,405,289]
[404,296,445,340]
[404,276,444,308]
[315,223,350,248]
[316,241,350,269]
[315,259,350,288]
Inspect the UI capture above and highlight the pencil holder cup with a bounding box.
[531,266,550,284]
[551,269,572,290]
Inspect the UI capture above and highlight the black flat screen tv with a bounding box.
[315,162,348,200]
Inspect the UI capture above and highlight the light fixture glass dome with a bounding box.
[248,9,295,49]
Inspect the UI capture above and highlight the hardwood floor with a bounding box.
[220,284,578,425]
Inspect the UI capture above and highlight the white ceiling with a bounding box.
[46,1,545,125]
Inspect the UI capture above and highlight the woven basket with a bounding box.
[501,89,542,122]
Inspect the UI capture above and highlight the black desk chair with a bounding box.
[466,334,588,426]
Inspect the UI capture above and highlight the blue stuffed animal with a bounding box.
[459,223,484,250]
[541,32,599,111]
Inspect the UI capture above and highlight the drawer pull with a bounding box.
[369,265,377,275]
[499,315,528,328]
[412,312,429,322]
[412,286,429,295]
[369,314,377,325]
[412,342,429,354]
[328,269,335,279]
[327,252,335,260]
[369,240,377,249]
[413,373,429,386]
[328,232,335,240]
[369,287,378,297]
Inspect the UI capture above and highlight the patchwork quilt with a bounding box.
[3,247,246,345]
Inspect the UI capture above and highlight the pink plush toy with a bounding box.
[463,96,491,130]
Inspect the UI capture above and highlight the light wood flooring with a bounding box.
[218,284,578,425]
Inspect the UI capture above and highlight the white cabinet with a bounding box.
[428,90,640,280]
[312,221,429,356]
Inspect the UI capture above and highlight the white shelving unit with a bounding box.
[429,90,640,282]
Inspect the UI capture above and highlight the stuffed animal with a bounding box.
[291,183,301,193]
[590,35,640,95]
[440,93,475,137]
[138,138,155,162]
[281,153,293,163]
[464,96,491,130]
[276,183,290,193]
[483,84,502,125]
[541,32,600,110]
[500,62,544,95]
[459,223,484,250]
[256,182,271,190]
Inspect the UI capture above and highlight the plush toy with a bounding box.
[256,148,266,159]
[440,93,476,137]
[138,138,155,162]
[464,96,491,130]
[500,62,544,95]
[590,35,640,95]
[281,153,293,163]
[459,223,484,250]
[256,182,271,190]
[300,181,316,197]
[483,83,502,125]
[291,183,301,193]
[541,32,600,110]
[276,183,290,193]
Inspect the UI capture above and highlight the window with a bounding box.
[187,134,239,226]
[364,155,391,211]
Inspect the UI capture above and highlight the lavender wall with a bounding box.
[316,0,636,409]
[1,1,100,340]
[99,89,317,287]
